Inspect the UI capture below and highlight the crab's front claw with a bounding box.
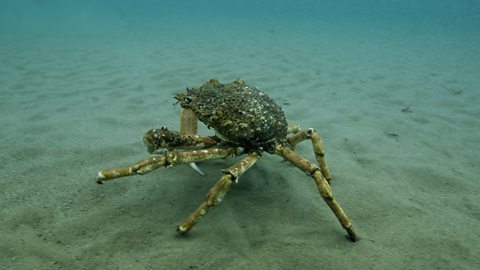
[144,127,220,153]
[143,129,158,153]
[143,127,175,153]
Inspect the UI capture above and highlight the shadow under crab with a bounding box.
[97,79,357,242]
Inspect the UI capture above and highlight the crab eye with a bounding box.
[184,96,193,103]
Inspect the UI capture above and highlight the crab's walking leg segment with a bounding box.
[177,152,260,235]
[180,108,206,176]
[287,123,301,133]
[275,145,357,242]
[180,108,198,135]
[96,147,239,183]
[286,128,332,182]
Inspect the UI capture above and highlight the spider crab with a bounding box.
[97,79,357,241]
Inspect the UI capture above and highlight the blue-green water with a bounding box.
[2,0,479,36]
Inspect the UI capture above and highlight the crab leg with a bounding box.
[275,145,357,242]
[177,152,260,235]
[96,147,239,184]
[286,128,332,182]
[179,108,205,176]
[180,108,198,135]
[287,123,301,133]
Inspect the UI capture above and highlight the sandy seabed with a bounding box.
[0,29,479,269]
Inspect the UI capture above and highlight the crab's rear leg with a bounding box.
[287,123,301,133]
[177,152,260,235]
[96,147,239,183]
[286,126,332,182]
[275,145,357,242]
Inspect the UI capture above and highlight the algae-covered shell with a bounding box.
[175,79,288,152]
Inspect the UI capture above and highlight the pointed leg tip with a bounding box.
[347,234,357,242]
[176,225,189,236]
[96,172,105,184]
[346,228,357,242]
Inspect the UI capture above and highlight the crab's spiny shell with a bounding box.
[175,79,288,152]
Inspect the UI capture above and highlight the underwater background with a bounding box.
[1,0,479,269]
